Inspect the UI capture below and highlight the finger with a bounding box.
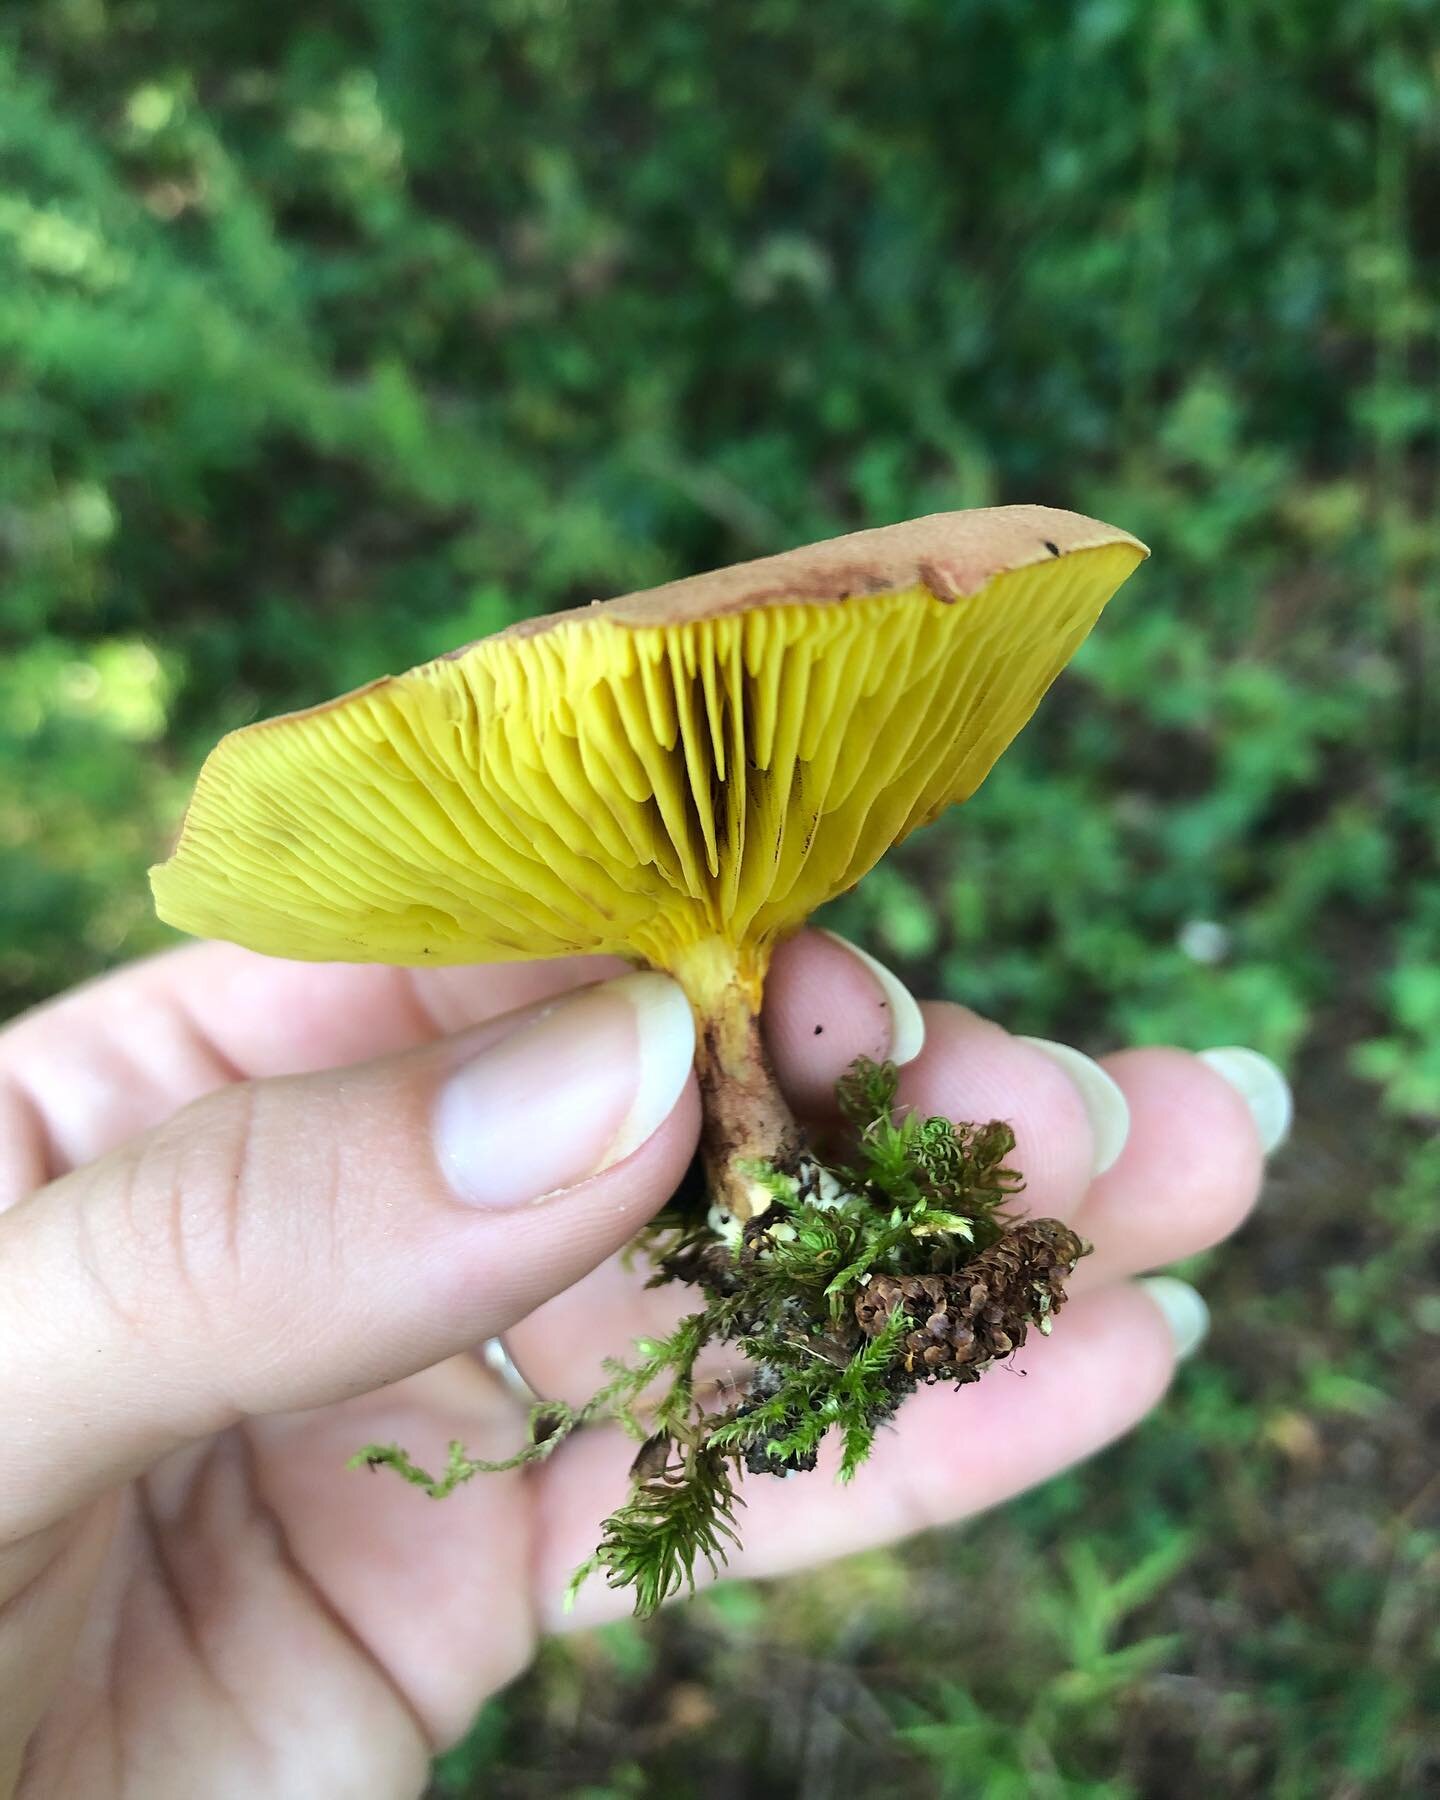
[892,1003,1128,1221]
[1068,1047,1287,1292]
[0,973,698,1544]
[532,1280,1192,1629]
[0,940,627,1186]
[762,929,926,1113]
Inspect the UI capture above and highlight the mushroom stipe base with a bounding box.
[353,1053,1089,1620]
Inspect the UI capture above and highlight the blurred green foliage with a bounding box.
[2,1,1437,1795]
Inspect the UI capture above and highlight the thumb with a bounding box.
[0,971,697,1542]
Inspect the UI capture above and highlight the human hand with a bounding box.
[0,933,1286,1798]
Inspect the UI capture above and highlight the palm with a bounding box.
[27,1376,543,1796]
[30,1241,749,1796]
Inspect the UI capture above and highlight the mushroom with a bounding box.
[151,505,1148,1610]
[153,505,1146,1223]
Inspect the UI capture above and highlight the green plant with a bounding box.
[898,1536,1195,1800]
[359,1059,1087,1616]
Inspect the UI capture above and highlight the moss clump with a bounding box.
[355,1058,1088,1617]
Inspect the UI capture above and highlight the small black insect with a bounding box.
[1043,539,1060,556]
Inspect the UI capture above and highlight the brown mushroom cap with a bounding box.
[151,506,1146,973]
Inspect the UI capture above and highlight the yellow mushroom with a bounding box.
[153,505,1146,1218]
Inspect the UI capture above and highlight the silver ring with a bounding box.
[480,1335,544,1407]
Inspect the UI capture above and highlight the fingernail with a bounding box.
[1139,1276,1210,1361]
[1018,1037,1131,1175]
[435,972,695,1207]
[817,930,926,1064]
[1198,1047,1293,1154]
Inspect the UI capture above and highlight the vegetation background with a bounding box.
[2,2,1437,1794]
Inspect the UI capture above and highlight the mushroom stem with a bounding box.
[669,937,803,1223]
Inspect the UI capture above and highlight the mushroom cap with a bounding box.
[151,506,1146,970]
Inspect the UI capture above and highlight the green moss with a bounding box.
[357,1059,1089,1617]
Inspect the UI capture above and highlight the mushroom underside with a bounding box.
[151,544,1141,972]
